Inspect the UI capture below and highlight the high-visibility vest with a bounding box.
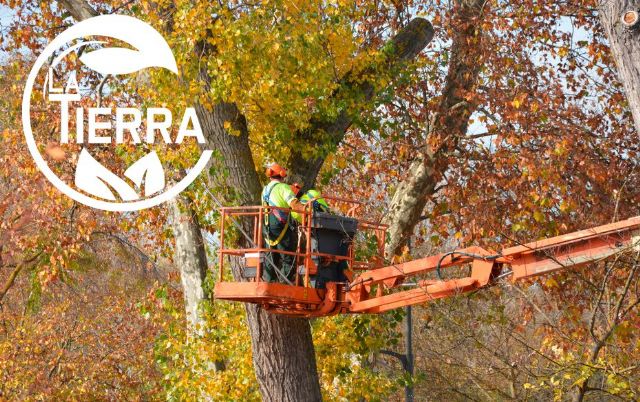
[261,181,291,246]
[300,189,330,213]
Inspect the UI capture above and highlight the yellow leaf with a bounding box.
[533,210,544,222]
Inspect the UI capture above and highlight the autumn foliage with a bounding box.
[1,0,639,400]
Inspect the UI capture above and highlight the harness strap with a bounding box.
[265,219,290,246]
[262,182,289,224]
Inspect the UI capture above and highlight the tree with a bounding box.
[327,0,639,399]
[383,0,487,259]
[332,0,638,258]
[192,13,432,402]
[16,1,433,400]
[599,0,640,137]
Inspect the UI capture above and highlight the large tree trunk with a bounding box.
[384,0,487,259]
[196,102,324,401]
[599,0,640,137]
[244,303,323,401]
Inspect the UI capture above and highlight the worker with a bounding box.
[290,183,330,223]
[289,183,349,289]
[262,163,304,283]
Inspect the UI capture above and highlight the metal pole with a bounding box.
[405,305,414,402]
[378,306,415,401]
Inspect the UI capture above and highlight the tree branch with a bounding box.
[58,0,98,21]
[0,251,43,303]
[287,18,435,187]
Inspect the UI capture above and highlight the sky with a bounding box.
[0,4,14,62]
[0,4,12,25]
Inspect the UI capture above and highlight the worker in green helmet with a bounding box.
[301,189,330,212]
[290,183,330,223]
[289,183,348,289]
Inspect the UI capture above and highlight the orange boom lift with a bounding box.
[214,198,640,317]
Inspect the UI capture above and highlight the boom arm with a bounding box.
[346,216,640,314]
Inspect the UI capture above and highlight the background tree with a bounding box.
[330,0,639,399]
[599,0,640,137]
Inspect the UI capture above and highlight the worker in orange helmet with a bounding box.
[290,182,302,197]
[261,163,304,283]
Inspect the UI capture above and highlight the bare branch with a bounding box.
[0,251,43,303]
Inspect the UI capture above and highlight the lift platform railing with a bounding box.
[217,205,313,287]
[217,202,388,288]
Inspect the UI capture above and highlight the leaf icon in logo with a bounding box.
[124,151,165,197]
[75,148,139,201]
[75,149,166,201]
[73,15,178,76]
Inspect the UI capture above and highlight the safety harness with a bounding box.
[262,181,290,246]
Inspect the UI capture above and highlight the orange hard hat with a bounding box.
[291,182,302,194]
[265,163,287,178]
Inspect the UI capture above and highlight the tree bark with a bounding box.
[0,263,25,303]
[244,298,323,401]
[599,0,640,137]
[384,0,487,259]
[0,251,41,303]
[58,0,98,21]
[169,195,209,336]
[384,152,440,259]
[196,102,262,204]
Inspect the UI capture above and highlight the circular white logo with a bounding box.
[22,15,212,212]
